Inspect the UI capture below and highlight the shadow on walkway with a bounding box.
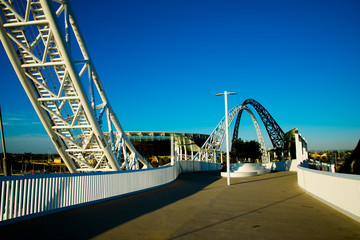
[3,171,360,240]
[169,192,304,239]
[0,171,221,239]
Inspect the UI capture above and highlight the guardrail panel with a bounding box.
[0,161,220,224]
[298,166,360,222]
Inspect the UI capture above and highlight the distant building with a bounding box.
[125,131,209,158]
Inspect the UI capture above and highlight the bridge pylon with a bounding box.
[0,0,150,172]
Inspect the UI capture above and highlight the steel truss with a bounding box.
[193,104,245,162]
[233,99,285,149]
[0,0,150,172]
[242,108,268,163]
[193,104,268,163]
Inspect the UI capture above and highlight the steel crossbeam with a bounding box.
[0,0,150,172]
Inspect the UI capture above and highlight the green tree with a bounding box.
[231,138,262,163]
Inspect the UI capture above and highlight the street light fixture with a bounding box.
[215,91,237,185]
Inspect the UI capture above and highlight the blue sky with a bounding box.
[0,0,359,153]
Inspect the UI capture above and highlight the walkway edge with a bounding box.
[298,166,360,223]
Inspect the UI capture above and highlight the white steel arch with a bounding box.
[0,0,150,172]
[243,108,268,163]
[193,104,268,163]
[193,104,245,162]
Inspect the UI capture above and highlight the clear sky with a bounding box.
[1,0,359,153]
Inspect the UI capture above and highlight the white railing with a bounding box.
[297,166,360,222]
[178,160,221,172]
[0,161,220,224]
[307,161,335,172]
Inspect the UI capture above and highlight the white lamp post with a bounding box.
[215,91,237,185]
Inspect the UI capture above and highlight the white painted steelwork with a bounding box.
[0,160,220,224]
[193,104,268,163]
[243,108,268,163]
[0,0,150,172]
[194,104,246,163]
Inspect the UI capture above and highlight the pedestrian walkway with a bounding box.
[1,171,360,239]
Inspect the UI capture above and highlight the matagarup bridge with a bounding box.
[0,0,359,229]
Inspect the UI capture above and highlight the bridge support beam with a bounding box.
[295,133,308,165]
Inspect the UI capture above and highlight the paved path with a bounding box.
[1,171,360,239]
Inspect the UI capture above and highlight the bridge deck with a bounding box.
[1,171,360,239]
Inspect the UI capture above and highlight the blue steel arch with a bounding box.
[232,99,285,149]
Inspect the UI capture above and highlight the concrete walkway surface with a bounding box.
[1,171,360,239]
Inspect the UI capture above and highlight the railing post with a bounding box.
[171,135,174,165]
